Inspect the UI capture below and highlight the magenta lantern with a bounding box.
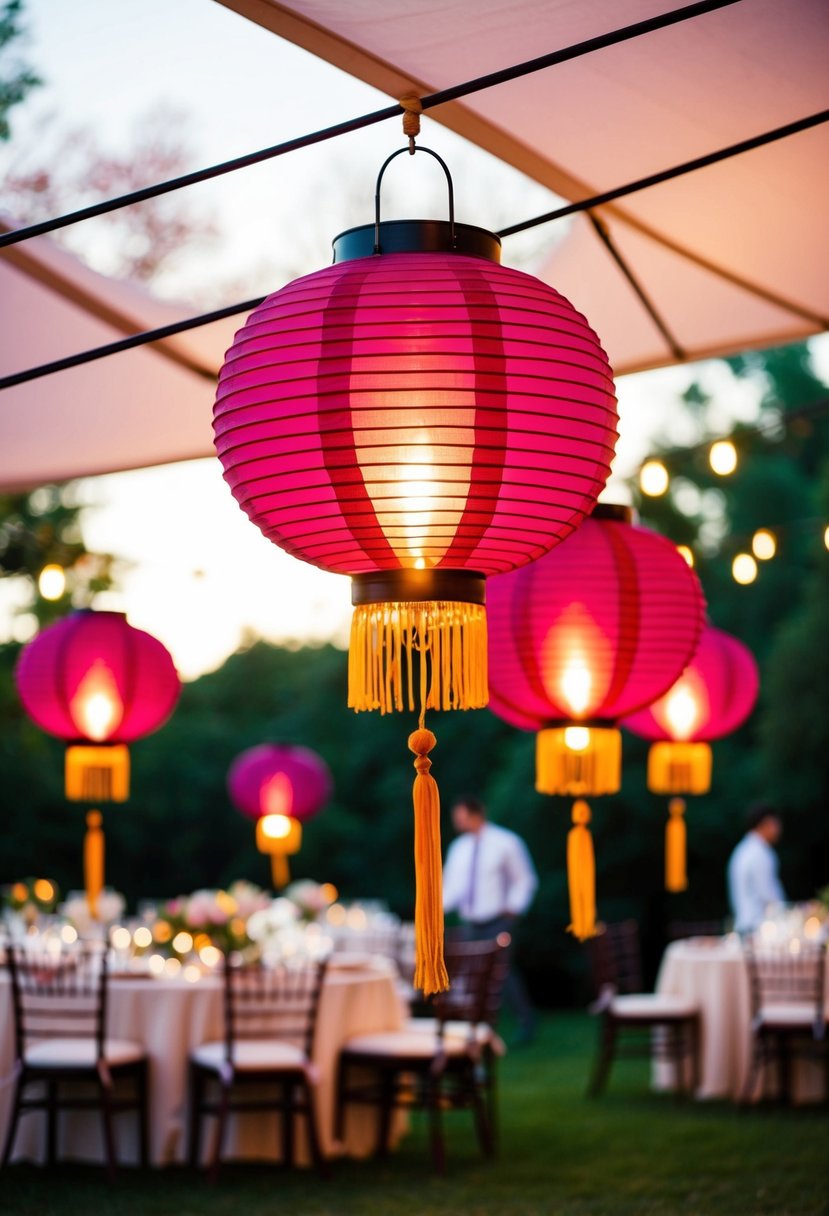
[15,609,180,801]
[622,625,758,892]
[213,166,618,717]
[487,504,706,938]
[622,624,759,892]
[214,149,619,994]
[228,743,332,888]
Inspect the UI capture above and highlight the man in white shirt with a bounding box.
[443,794,539,1043]
[727,804,785,934]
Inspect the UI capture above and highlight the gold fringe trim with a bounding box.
[349,601,488,714]
[648,742,712,795]
[66,744,129,802]
[536,727,621,797]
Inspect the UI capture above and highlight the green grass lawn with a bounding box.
[3,1012,826,1216]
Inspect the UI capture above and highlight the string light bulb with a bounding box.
[639,460,670,496]
[676,545,694,567]
[709,440,738,475]
[823,525,829,552]
[38,564,66,600]
[751,529,776,560]
[732,553,757,584]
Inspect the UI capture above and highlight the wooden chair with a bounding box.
[742,938,827,1104]
[187,955,328,1181]
[667,919,724,942]
[335,938,508,1173]
[1,942,148,1179]
[585,920,700,1098]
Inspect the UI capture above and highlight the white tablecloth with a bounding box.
[0,957,404,1165]
[655,937,828,1102]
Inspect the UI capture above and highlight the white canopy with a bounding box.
[1,0,826,491]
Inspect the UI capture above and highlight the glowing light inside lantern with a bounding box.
[751,529,776,560]
[564,726,591,752]
[70,660,123,741]
[263,772,293,818]
[38,564,66,601]
[732,553,758,585]
[560,659,593,717]
[709,440,737,475]
[360,420,473,569]
[639,460,669,496]
[663,683,701,741]
[260,812,293,840]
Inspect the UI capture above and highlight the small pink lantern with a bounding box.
[622,625,759,891]
[15,609,181,915]
[228,743,332,888]
[15,609,180,801]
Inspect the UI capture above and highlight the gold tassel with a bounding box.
[349,601,487,714]
[409,725,449,996]
[84,810,105,920]
[271,853,290,890]
[567,799,596,941]
[665,797,688,892]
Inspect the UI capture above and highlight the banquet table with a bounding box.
[655,936,828,1103]
[0,955,405,1166]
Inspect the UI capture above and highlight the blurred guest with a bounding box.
[443,794,538,1044]
[727,804,785,933]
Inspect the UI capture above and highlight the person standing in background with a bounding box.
[443,794,539,1045]
[727,804,785,934]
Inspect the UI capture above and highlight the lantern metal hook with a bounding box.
[374,145,456,254]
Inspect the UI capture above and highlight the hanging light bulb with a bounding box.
[751,529,776,560]
[709,440,737,475]
[823,525,829,552]
[676,545,695,567]
[639,460,669,497]
[38,564,66,601]
[732,553,758,584]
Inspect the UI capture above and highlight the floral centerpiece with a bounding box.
[284,879,337,922]
[2,877,61,927]
[148,880,272,958]
[60,889,126,936]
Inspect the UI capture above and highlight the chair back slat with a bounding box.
[587,920,644,996]
[5,943,108,1058]
[223,956,328,1062]
[742,939,826,1020]
[667,920,723,942]
[432,939,507,1027]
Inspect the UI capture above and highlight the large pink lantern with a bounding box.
[16,609,180,801]
[214,150,619,995]
[228,743,332,888]
[622,625,759,891]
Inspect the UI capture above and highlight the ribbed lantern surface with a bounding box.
[487,510,706,729]
[15,610,180,743]
[214,251,617,579]
[227,743,333,823]
[622,625,759,742]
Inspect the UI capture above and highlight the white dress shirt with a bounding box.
[727,831,785,933]
[443,822,538,923]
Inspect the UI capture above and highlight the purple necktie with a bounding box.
[465,833,481,920]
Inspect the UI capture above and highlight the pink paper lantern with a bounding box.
[622,625,759,743]
[227,744,332,823]
[15,609,180,801]
[214,220,618,716]
[487,505,706,795]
